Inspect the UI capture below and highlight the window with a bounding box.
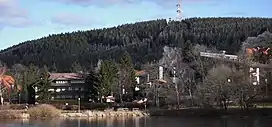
[75,88,79,91]
[68,87,72,91]
[66,95,72,99]
[80,88,84,91]
[48,89,54,92]
[56,81,68,84]
[71,80,85,84]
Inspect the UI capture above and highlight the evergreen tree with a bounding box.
[99,60,118,100]
[51,63,58,72]
[21,64,40,103]
[0,18,272,71]
[36,66,51,103]
[71,62,84,73]
[85,71,101,102]
[119,52,136,100]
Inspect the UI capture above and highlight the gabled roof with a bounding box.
[48,73,85,80]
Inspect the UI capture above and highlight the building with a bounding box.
[47,73,89,100]
[135,70,148,85]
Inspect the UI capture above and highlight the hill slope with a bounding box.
[1,17,272,72]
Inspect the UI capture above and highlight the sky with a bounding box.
[0,0,271,50]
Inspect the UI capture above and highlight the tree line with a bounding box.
[0,52,136,104]
[1,18,272,72]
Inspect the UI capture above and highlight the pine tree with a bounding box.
[119,52,136,100]
[71,62,85,73]
[99,60,118,101]
[85,71,101,102]
[36,65,51,103]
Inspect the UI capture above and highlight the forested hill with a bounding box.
[1,17,272,72]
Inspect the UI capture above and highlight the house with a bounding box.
[135,70,148,85]
[47,73,89,100]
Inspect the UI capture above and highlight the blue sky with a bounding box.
[0,0,271,50]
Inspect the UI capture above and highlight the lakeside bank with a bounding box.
[0,110,149,119]
[148,108,272,117]
[1,104,272,119]
[3,108,272,119]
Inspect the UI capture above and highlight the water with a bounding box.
[0,116,271,127]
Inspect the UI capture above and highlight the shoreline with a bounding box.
[0,110,149,119]
[148,108,272,117]
[2,107,272,119]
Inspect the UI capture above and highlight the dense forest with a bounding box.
[1,17,272,72]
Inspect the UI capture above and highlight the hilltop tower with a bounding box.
[176,0,183,21]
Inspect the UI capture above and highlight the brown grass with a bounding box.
[0,110,24,119]
[27,104,61,118]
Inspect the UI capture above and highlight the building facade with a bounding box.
[47,73,89,100]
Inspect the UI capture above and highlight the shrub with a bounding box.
[123,102,145,110]
[86,103,108,110]
[27,104,61,118]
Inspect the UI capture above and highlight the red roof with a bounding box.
[49,73,84,80]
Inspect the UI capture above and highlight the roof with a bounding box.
[135,70,147,77]
[156,79,167,84]
[49,73,85,80]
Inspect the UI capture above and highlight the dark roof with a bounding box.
[49,73,85,80]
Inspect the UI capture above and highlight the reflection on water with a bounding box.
[0,116,271,127]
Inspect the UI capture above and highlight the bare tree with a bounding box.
[159,44,211,108]
[231,67,265,111]
[196,60,266,111]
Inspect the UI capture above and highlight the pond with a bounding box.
[0,116,271,127]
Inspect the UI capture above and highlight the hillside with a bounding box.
[1,17,272,72]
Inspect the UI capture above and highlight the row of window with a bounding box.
[51,95,85,99]
[48,87,85,92]
[55,80,85,84]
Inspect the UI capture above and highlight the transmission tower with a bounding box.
[176,0,183,21]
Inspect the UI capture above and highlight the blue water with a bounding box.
[0,116,271,127]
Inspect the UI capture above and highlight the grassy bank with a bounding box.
[0,104,148,119]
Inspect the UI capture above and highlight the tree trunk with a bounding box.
[175,83,180,109]
[188,86,193,106]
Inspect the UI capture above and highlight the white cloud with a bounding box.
[51,13,100,26]
[0,0,31,28]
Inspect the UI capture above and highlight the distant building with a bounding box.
[47,73,89,100]
[135,70,148,85]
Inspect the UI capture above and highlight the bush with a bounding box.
[48,100,78,105]
[86,103,108,110]
[27,104,61,118]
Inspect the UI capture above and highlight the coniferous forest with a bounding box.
[1,17,272,72]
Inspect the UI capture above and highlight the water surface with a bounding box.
[0,116,271,127]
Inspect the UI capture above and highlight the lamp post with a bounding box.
[78,97,81,113]
[18,93,21,104]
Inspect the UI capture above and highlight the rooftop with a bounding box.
[49,73,85,80]
[135,70,147,77]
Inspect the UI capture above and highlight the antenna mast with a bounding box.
[176,0,183,21]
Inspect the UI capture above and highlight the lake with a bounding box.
[0,116,271,127]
